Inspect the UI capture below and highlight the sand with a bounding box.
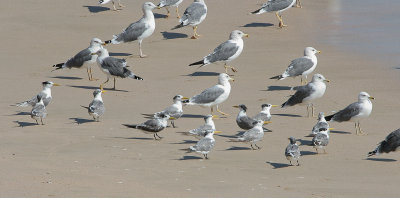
[1,0,400,197]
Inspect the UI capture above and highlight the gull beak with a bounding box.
[101,42,107,46]
[232,105,239,108]
[182,97,189,100]
[229,77,235,82]
[324,79,330,83]
[244,34,249,38]
[157,6,161,9]
[52,83,61,86]
[317,50,322,54]
[91,53,97,55]
[271,105,278,107]
[369,96,375,100]
[214,131,222,134]
[263,121,272,124]
[169,117,176,120]
[329,128,335,131]
[101,90,107,93]
[212,115,219,119]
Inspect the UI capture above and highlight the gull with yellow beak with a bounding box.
[99,0,125,11]
[123,113,174,140]
[325,92,374,135]
[186,114,218,139]
[157,0,183,18]
[154,95,188,128]
[189,30,249,74]
[189,129,220,159]
[233,104,272,131]
[172,0,207,39]
[253,103,278,122]
[16,81,60,107]
[251,0,296,28]
[230,120,268,150]
[81,89,106,122]
[183,73,234,116]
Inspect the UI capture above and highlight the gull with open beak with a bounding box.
[123,113,174,140]
[81,89,106,122]
[16,81,60,107]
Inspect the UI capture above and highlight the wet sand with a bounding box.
[1,0,400,197]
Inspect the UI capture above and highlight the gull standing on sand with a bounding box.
[94,48,143,90]
[310,112,330,136]
[189,130,219,159]
[53,38,105,81]
[105,2,157,58]
[233,104,272,131]
[172,0,207,39]
[312,128,330,154]
[154,95,188,128]
[157,0,183,18]
[253,103,277,122]
[99,0,125,11]
[251,0,296,28]
[285,137,300,166]
[182,73,234,116]
[81,89,105,122]
[271,47,321,85]
[189,30,249,74]
[368,129,400,157]
[230,120,266,150]
[186,115,217,139]
[16,81,60,107]
[325,92,374,135]
[123,113,173,140]
[281,74,329,117]
[30,96,47,125]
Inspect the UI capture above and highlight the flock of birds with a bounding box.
[15,0,400,163]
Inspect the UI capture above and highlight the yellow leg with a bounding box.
[216,105,229,116]
[224,64,237,73]
[88,67,98,81]
[113,77,116,90]
[295,0,302,8]
[165,7,170,18]
[112,1,118,11]
[118,0,125,8]
[176,7,180,18]
[100,77,110,90]
[211,107,214,115]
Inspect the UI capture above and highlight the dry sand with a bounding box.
[1,0,400,197]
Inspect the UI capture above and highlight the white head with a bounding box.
[311,73,329,83]
[229,30,249,40]
[218,73,234,84]
[304,47,321,57]
[94,48,109,57]
[317,112,325,121]
[358,92,374,101]
[42,81,60,89]
[90,38,105,47]
[261,104,277,111]
[143,2,157,11]
[93,89,105,98]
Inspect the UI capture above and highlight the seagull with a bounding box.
[123,113,173,140]
[271,47,321,85]
[93,48,143,90]
[31,95,47,125]
[285,137,300,166]
[157,0,183,18]
[189,130,220,159]
[81,89,106,122]
[368,129,400,157]
[253,103,277,122]
[233,104,272,131]
[154,95,188,128]
[325,92,374,135]
[171,0,207,39]
[183,73,233,116]
[310,112,330,136]
[312,128,329,154]
[188,30,249,74]
[230,120,266,150]
[281,74,329,117]
[105,2,157,58]
[99,0,125,11]
[16,81,60,107]
[186,115,218,139]
[53,38,106,81]
[251,0,296,28]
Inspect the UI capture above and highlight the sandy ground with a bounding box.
[1,0,400,197]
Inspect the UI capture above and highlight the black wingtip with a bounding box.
[325,115,334,121]
[171,23,184,30]
[133,75,143,80]
[189,60,204,66]
[105,40,112,44]
[251,9,261,14]
[270,75,282,80]
[182,99,189,103]
[53,63,64,68]
[80,105,89,110]
[123,124,137,128]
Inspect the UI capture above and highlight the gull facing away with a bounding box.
[285,137,300,166]
[157,0,183,18]
[16,81,60,107]
[312,128,329,154]
[123,113,173,140]
[171,0,207,39]
[233,104,272,131]
[93,48,143,90]
[154,95,188,128]
[230,120,266,150]
[310,112,330,136]
[99,0,125,11]
[251,0,296,28]
[368,129,400,157]
[186,115,218,139]
[31,96,47,125]
[53,38,105,81]
[325,92,374,135]
[189,130,220,159]
[189,30,249,74]
[105,2,157,58]
[81,89,106,122]
[271,47,321,85]
[182,73,234,116]
[281,74,329,117]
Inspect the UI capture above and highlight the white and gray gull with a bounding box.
[30,95,47,125]
[285,137,300,166]
[281,74,329,117]
[157,0,183,18]
[105,2,157,58]
[99,0,125,11]
[312,128,330,154]
[233,104,272,131]
[154,95,188,128]
[172,0,207,39]
[81,89,106,122]
[325,92,374,135]
[368,129,400,157]
[310,112,330,136]
[251,0,296,28]
[230,120,266,150]
[93,48,143,90]
[189,30,249,74]
[53,38,105,81]
[253,103,278,122]
[189,129,220,159]
[271,47,321,85]
[186,115,218,139]
[123,113,173,140]
[16,81,60,107]
[182,73,234,116]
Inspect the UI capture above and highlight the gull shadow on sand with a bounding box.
[330,130,352,135]
[181,114,207,119]
[178,155,203,160]
[298,139,313,146]
[365,158,397,162]
[109,52,133,57]
[83,5,110,13]
[13,121,37,127]
[272,113,302,118]
[265,86,292,91]
[68,85,128,92]
[154,13,168,19]
[161,31,188,40]
[266,161,290,169]
[171,139,198,144]
[217,132,244,139]
[184,71,220,77]
[300,151,318,156]
[50,76,83,80]
[241,22,273,28]
[9,111,30,116]
[113,136,155,141]
[225,146,251,151]
[69,117,95,124]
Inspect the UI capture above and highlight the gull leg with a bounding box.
[171,120,176,128]
[139,40,147,58]
[357,122,366,135]
[279,14,287,28]
[297,160,300,166]
[113,77,116,90]
[176,7,180,18]
[165,7,170,18]
[216,105,229,116]
[35,119,39,125]
[250,144,255,150]
[87,68,91,80]
[191,26,199,39]
[118,0,125,8]
[100,77,110,90]
[112,1,118,11]
[204,154,208,159]
[210,107,214,115]
[306,104,310,117]
[156,133,163,139]
[295,0,302,8]
[312,103,315,117]
[41,118,44,125]
[224,64,238,73]
[153,134,158,140]
[289,160,293,166]
[88,67,98,81]
[255,143,261,150]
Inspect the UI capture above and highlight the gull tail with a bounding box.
[52,63,65,70]
[123,124,138,129]
[109,35,122,44]
[80,105,89,110]
[129,73,143,80]
[189,60,204,66]
[270,75,284,80]
[251,8,263,14]
[325,114,334,121]
[105,40,112,44]
[16,101,29,107]
[172,23,184,30]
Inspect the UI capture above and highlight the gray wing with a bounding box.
[138,119,164,132]
[285,57,314,77]
[205,41,239,63]
[380,129,400,153]
[193,138,215,152]
[331,102,361,122]
[31,104,47,117]
[189,124,214,136]
[101,57,133,78]
[312,121,329,134]
[162,0,180,6]
[115,21,147,43]
[64,48,92,68]
[285,144,300,157]
[312,133,329,146]
[237,116,256,130]
[190,85,225,104]
[89,100,105,115]
[240,129,263,142]
[181,2,207,25]
[282,85,314,107]
[253,112,270,121]
[264,0,294,12]
[160,105,182,118]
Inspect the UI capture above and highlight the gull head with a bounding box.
[311,73,329,83]
[90,38,106,47]
[230,30,249,40]
[42,81,60,88]
[93,89,105,97]
[143,2,157,10]
[304,47,321,56]
[218,73,234,84]
[317,112,325,120]
[233,104,247,112]
[288,136,297,144]
[359,91,374,101]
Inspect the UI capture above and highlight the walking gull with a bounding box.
[251,0,296,28]
[157,0,183,18]
[281,74,329,117]
[81,89,105,122]
[182,73,234,116]
[105,2,157,58]
[368,129,400,157]
[16,81,60,107]
[154,95,188,128]
[312,128,330,154]
[172,0,207,39]
[230,120,266,150]
[189,130,220,159]
[99,0,125,11]
[53,38,105,81]
[189,30,249,73]
[31,95,47,125]
[233,104,272,131]
[325,92,374,135]
[285,137,300,166]
[93,48,143,90]
[271,47,321,85]
[186,115,218,139]
[123,113,174,140]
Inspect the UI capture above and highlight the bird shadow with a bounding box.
[225,146,251,151]
[265,86,292,91]
[266,161,290,169]
[83,5,110,13]
[365,158,397,162]
[272,113,302,117]
[154,13,168,19]
[181,114,207,119]
[109,52,133,57]
[68,85,128,92]
[178,155,203,160]
[217,132,244,139]
[184,71,221,77]
[161,31,188,40]
[171,140,198,144]
[50,76,83,80]
[298,139,313,146]
[13,121,37,127]
[69,117,95,124]
[9,111,30,116]
[300,150,318,156]
[113,136,155,141]
[330,130,352,135]
[241,22,273,28]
